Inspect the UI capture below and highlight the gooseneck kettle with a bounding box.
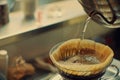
[78,0,120,28]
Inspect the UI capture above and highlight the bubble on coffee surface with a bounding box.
[61,55,100,65]
[59,49,100,65]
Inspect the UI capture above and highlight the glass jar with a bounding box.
[0,0,9,27]
[0,50,8,80]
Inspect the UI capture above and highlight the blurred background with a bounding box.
[0,0,120,80]
[8,0,61,12]
[1,0,119,61]
[0,0,120,59]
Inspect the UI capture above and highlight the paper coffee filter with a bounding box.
[50,39,114,76]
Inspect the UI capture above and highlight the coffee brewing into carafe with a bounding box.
[78,0,120,28]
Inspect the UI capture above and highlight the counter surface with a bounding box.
[0,0,85,40]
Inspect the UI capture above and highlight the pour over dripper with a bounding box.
[49,39,119,80]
